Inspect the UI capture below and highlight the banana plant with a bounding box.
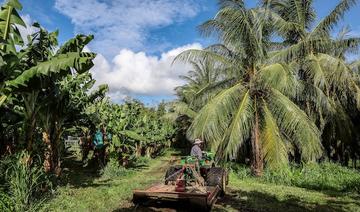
[86,98,176,164]
[0,0,25,51]
[0,0,26,107]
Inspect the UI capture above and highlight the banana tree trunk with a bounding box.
[52,125,63,176]
[23,92,39,152]
[42,118,63,175]
[135,142,142,157]
[145,146,152,157]
[251,103,263,176]
[43,131,52,173]
[26,114,36,152]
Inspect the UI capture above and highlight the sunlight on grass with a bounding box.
[41,154,170,212]
[214,172,360,212]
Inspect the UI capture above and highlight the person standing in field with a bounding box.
[93,128,105,166]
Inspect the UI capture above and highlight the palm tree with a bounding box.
[176,59,224,112]
[266,0,360,164]
[175,0,322,175]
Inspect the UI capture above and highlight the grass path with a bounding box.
[42,151,360,212]
[41,153,173,212]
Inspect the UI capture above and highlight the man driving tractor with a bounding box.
[190,138,204,159]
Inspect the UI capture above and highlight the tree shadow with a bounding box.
[112,200,208,212]
[112,188,359,211]
[213,188,359,212]
[58,150,105,188]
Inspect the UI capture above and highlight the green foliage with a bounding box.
[134,156,150,167]
[228,171,360,212]
[174,0,360,174]
[0,0,107,178]
[86,98,175,167]
[41,153,172,211]
[175,1,325,172]
[233,162,360,192]
[5,52,96,89]
[0,151,50,212]
[0,0,25,50]
[100,159,132,179]
[100,156,150,180]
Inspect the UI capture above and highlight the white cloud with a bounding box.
[90,43,202,101]
[54,0,204,58]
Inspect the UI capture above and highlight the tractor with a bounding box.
[132,152,228,211]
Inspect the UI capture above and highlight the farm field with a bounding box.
[41,150,360,212]
[1,0,360,211]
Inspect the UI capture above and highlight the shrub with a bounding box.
[229,163,252,179]
[134,156,150,167]
[100,159,132,179]
[292,162,360,192]
[0,151,50,212]
[261,165,293,185]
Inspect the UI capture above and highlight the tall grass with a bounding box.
[232,162,360,192]
[0,151,50,212]
[100,156,149,179]
[100,159,132,179]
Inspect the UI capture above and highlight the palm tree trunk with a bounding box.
[251,101,263,176]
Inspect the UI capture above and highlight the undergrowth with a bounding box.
[231,162,360,192]
[100,159,133,179]
[100,156,150,179]
[0,151,51,212]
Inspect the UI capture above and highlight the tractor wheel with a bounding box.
[164,165,182,185]
[206,167,227,196]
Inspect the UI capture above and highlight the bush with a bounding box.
[229,163,252,179]
[134,156,150,167]
[233,162,360,192]
[100,159,132,179]
[0,151,50,212]
[292,162,360,192]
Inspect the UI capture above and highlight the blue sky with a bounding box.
[22,0,360,105]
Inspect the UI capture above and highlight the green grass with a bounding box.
[42,151,360,212]
[41,153,171,212]
[214,172,360,212]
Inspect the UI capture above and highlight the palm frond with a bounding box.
[297,81,336,116]
[312,0,357,36]
[350,59,360,73]
[261,101,288,169]
[258,63,299,97]
[173,49,231,67]
[171,101,197,119]
[218,89,253,159]
[218,0,245,10]
[304,54,330,92]
[187,83,244,149]
[268,89,322,162]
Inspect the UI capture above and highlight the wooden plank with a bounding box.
[133,186,217,198]
[133,185,220,210]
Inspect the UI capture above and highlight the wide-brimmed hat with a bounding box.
[194,138,204,145]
